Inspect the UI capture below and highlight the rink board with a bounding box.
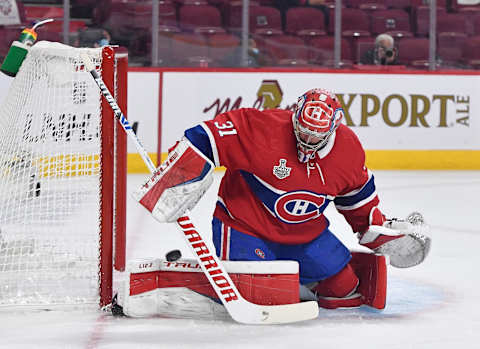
[2,67,480,171]
[126,67,480,171]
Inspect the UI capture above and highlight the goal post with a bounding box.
[99,45,127,307]
[0,41,127,308]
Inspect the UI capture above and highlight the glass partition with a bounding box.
[2,0,480,70]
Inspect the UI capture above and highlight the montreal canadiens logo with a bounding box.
[274,191,327,224]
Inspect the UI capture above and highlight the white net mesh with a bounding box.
[0,42,105,307]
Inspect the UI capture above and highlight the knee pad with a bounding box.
[311,252,387,310]
[312,263,359,298]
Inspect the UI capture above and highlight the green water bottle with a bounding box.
[1,19,53,77]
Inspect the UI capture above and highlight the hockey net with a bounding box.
[0,41,127,308]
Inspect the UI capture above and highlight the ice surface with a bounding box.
[1,170,479,349]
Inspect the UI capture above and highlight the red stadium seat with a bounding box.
[410,0,447,9]
[370,9,412,36]
[345,0,387,11]
[437,13,468,35]
[285,7,327,37]
[170,33,211,67]
[261,34,309,66]
[455,6,480,35]
[178,4,224,33]
[128,2,177,30]
[355,36,375,63]
[437,32,468,67]
[224,1,260,31]
[397,37,429,68]
[462,35,480,69]
[0,25,24,58]
[309,36,353,64]
[250,6,283,35]
[384,0,411,10]
[328,8,372,61]
[413,6,447,36]
[328,8,370,36]
[148,26,182,66]
[24,5,64,22]
[35,20,86,43]
[207,33,240,66]
[471,13,480,35]
[174,0,209,5]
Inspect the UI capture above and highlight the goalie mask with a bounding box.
[293,88,344,163]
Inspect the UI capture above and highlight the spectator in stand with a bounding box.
[360,33,398,66]
[275,0,330,28]
[222,37,272,67]
[76,28,111,48]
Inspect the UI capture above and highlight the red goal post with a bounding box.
[100,45,127,307]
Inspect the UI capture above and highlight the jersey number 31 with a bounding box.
[214,121,237,137]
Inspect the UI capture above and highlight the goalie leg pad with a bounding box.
[350,252,387,310]
[118,258,302,318]
[312,264,359,298]
[308,252,387,310]
[132,137,214,222]
[312,264,362,310]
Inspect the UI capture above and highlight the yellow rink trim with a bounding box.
[127,153,158,173]
[365,150,480,170]
[35,154,100,178]
[127,150,480,173]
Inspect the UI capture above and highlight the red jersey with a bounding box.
[185,108,379,244]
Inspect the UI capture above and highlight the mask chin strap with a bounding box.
[295,132,331,163]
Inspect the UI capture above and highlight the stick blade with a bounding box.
[230,300,319,325]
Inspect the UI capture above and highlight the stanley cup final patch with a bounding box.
[273,159,292,179]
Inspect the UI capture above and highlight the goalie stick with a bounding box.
[81,53,319,325]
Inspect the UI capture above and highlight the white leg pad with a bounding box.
[117,258,301,319]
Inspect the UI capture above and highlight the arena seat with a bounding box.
[261,34,309,66]
[413,6,447,36]
[437,32,468,67]
[0,25,24,58]
[437,13,468,35]
[178,4,224,33]
[328,8,371,36]
[148,26,182,66]
[345,0,387,11]
[207,33,241,66]
[170,33,211,67]
[250,6,283,35]
[410,0,447,10]
[224,1,260,31]
[470,13,480,36]
[454,5,480,35]
[309,36,353,64]
[24,5,64,22]
[128,2,177,30]
[370,9,412,36]
[285,7,327,37]
[397,37,429,68]
[462,35,480,69]
[383,0,411,10]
